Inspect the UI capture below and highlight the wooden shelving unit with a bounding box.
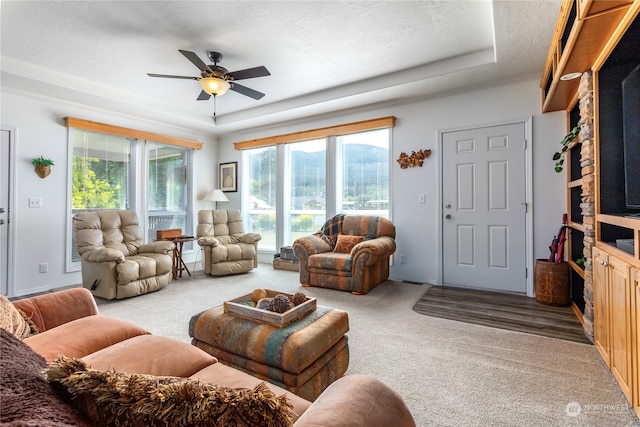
[592,2,639,418]
[562,100,586,314]
[543,0,640,417]
[540,0,633,112]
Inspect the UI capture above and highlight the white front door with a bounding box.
[442,122,527,293]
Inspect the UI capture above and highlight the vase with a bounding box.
[534,259,570,306]
[35,165,51,178]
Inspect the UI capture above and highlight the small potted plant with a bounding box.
[32,156,54,178]
[552,121,583,173]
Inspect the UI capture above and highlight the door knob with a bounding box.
[0,208,4,213]
[0,219,4,225]
[445,214,452,220]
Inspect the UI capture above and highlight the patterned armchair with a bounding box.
[197,210,261,276]
[293,215,396,295]
[73,210,174,300]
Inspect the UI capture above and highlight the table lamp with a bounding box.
[203,189,229,209]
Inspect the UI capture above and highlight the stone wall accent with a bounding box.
[579,71,594,342]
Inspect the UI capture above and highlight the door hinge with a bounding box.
[521,202,528,213]
[525,267,528,278]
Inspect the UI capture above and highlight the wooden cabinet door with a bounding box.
[609,255,633,401]
[593,247,611,365]
[633,268,640,418]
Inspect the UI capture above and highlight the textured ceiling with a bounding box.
[0,1,561,134]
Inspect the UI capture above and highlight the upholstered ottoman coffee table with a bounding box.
[189,304,349,401]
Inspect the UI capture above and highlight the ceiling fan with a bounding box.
[147,49,270,101]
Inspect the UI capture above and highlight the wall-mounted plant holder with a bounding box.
[396,149,431,169]
[32,156,54,179]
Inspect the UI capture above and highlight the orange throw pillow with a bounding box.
[333,235,364,253]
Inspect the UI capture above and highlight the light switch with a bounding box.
[418,194,425,204]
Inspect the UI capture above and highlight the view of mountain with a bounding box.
[249,144,389,209]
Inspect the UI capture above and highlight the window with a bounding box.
[147,142,192,244]
[337,129,390,217]
[71,131,132,264]
[66,118,201,271]
[285,139,326,246]
[72,131,131,211]
[240,117,392,253]
[246,146,276,252]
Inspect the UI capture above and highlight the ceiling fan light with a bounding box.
[200,77,230,96]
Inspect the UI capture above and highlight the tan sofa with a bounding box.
[5,288,415,426]
[293,214,396,294]
[73,210,175,299]
[197,209,261,276]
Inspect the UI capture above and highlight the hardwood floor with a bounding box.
[413,285,590,344]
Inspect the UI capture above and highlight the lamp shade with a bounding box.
[199,77,231,96]
[203,189,229,202]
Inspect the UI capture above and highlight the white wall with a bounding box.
[1,78,567,296]
[1,90,218,297]
[217,79,567,285]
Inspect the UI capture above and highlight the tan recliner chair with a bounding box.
[73,210,174,300]
[197,210,261,276]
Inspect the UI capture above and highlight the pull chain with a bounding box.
[213,94,217,124]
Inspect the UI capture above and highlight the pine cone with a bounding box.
[268,294,291,313]
[292,292,307,306]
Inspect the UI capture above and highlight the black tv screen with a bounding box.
[622,64,640,209]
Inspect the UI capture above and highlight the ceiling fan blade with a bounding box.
[179,49,212,73]
[147,73,198,80]
[197,90,211,101]
[230,82,265,100]
[227,66,271,81]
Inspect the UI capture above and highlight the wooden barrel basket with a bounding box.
[534,259,570,306]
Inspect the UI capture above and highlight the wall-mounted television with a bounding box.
[622,64,640,210]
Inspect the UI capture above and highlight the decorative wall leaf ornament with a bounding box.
[396,149,431,169]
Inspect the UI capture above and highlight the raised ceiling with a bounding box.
[0,1,561,134]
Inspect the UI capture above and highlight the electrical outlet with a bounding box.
[418,194,425,204]
[39,263,48,273]
[29,198,42,208]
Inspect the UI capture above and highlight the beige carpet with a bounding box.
[96,266,638,427]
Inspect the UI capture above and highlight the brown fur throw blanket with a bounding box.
[45,355,294,427]
[0,328,92,426]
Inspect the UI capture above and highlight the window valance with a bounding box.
[233,116,395,150]
[64,117,203,150]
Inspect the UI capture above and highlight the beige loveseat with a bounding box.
[197,209,261,276]
[293,214,396,295]
[2,288,416,426]
[73,210,174,299]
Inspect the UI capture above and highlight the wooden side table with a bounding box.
[165,237,196,279]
